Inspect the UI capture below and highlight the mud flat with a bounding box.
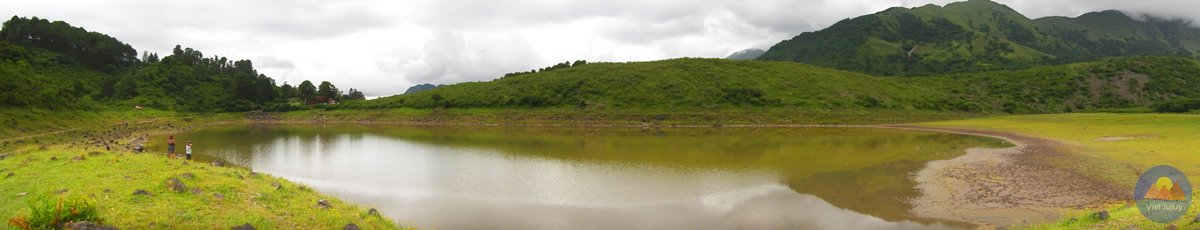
[890,125,1126,229]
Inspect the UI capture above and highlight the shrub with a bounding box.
[1154,98,1200,113]
[7,195,102,230]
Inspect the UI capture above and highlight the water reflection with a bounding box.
[150,126,1007,229]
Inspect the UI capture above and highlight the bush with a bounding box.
[7,195,102,230]
[1153,98,1200,113]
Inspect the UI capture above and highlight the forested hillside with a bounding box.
[758,0,1200,76]
[361,56,1200,113]
[0,16,364,112]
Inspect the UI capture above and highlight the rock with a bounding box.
[102,189,112,193]
[166,178,188,193]
[1166,225,1177,230]
[5,172,13,178]
[1124,225,1138,230]
[1094,210,1109,220]
[180,172,195,179]
[191,188,202,195]
[56,189,69,194]
[0,153,9,160]
[213,193,225,200]
[232,223,256,230]
[249,171,259,177]
[49,156,58,161]
[71,155,86,161]
[88,151,104,156]
[211,160,225,167]
[133,144,144,152]
[65,221,117,230]
[317,199,332,209]
[133,189,150,196]
[368,208,380,217]
[271,182,282,190]
[15,192,27,197]
[343,223,360,230]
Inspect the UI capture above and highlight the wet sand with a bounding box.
[890,125,1126,229]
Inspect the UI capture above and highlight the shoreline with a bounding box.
[889,125,1127,229]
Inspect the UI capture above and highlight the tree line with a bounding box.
[0,16,365,112]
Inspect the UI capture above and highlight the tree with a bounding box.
[343,88,366,101]
[279,82,296,99]
[298,80,316,102]
[317,81,339,102]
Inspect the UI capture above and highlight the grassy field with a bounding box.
[281,107,984,126]
[921,113,1200,229]
[0,110,402,230]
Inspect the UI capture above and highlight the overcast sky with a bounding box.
[2,0,1197,97]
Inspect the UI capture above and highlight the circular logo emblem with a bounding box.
[1135,165,1192,223]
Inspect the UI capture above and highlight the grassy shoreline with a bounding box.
[0,110,401,229]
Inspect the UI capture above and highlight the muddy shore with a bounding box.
[890,125,1127,229]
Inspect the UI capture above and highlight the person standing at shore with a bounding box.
[185,141,193,161]
[167,135,176,159]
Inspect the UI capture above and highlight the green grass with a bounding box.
[0,149,400,229]
[281,107,983,125]
[920,113,1200,229]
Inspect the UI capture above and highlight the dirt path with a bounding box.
[887,125,1126,229]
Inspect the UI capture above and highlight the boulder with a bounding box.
[1094,210,1109,220]
[214,193,225,200]
[211,160,225,167]
[49,156,58,161]
[249,171,259,177]
[166,178,188,193]
[317,199,332,209]
[65,221,117,230]
[191,188,202,195]
[271,182,282,190]
[368,208,380,217]
[133,189,151,196]
[232,223,255,230]
[343,224,360,230]
[180,172,195,179]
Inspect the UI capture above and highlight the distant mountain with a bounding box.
[404,83,444,94]
[758,0,1200,76]
[725,49,765,60]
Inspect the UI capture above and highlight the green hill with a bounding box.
[758,0,1200,76]
[360,56,1200,114]
[0,16,364,112]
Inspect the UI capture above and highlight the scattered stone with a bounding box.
[133,189,150,196]
[123,176,134,180]
[1093,210,1109,220]
[70,155,86,162]
[368,208,380,217]
[214,193,225,200]
[166,178,188,193]
[133,144,144,152]
[271,182,282,190]
[232,223,256,230]
[191,188,202,195]
[180,172,195,179]
[103,189,112,193]
[56,189,69,194]
[15,192,27,197]
[65,221,117,230]
[317,199,332,209]
[343,223,360,230]
[49,156,58,161]
[211,160,225,167]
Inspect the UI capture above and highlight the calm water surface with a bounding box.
[153,125,1008,230]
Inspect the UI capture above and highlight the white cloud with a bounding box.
[2,0,1197,96]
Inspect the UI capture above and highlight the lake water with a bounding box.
[152,125,1008,229]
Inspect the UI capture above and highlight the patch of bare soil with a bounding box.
[888,125,1126,229]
